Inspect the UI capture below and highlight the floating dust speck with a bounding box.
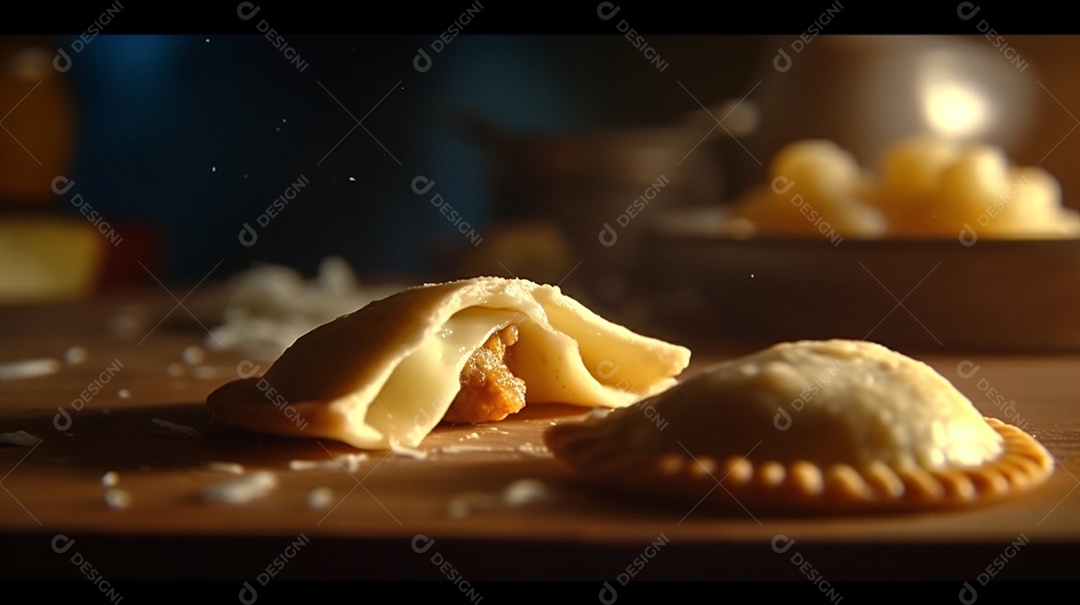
[63,346,88,365]
[104,488,132,510]
[166,363,186,377]
[0,358,60,381]
[306,487,334,509]
[203,462,245,474]
[202,471,278,504]
[151,418,201,439]
[116,389,131,399]
[348,177,355,182]
[101,471,119,487]
[182,345,205,365]
[0,430,42,446]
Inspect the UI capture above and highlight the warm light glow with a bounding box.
[917,53,992,140]
[923,80,989,138]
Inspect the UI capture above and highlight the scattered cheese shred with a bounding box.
[151,418,201,439]
[104,488,132,510]
[288,453,367,473]
[64,346,88,365]
[389,440,428,460]
[440,444,516,454]
[0,358,60,381]
[182,345,205,365]
[306,487,334,509]
[502,479,551,506]
[447,479,552,518]
[203,462,245,474]
[0,431,42,446]
[202,471,278,504]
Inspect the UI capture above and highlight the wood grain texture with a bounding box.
[1,292,1078,582]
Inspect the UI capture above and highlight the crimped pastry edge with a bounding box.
[543,416,1054,513]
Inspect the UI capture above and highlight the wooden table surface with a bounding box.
[1,289,1078,593]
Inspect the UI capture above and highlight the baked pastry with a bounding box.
[545,339,1053,512]
[206,277,691,449]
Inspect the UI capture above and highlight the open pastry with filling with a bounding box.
[207,277,691,449]
[545,339,1053,512]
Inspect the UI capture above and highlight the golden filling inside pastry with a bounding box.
[445,325,526,424]
[545,339,1053,512]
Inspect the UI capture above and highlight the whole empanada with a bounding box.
[546,339,1054,512]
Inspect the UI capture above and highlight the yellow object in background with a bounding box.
[875,137,1079,238]
[0,39,93,303]
[0,218,104,302]
[728,136,1080,240]
[727,139,886,239]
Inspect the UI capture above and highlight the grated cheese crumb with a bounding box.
[288,452,367,473]
[306,487,334,509]
[447,479,553,518]
[202,471,277,504]
[64,346,88,365]
[503,479,551,506]
[0,358,61,381]
[182,345,205,365]
[0,430,42,446]
[447,494,499,519]
[440,444,516,454]
[151,418,201,439]
[389,440,428,460]
[517,442,552,458]
[104,488,132,510]
[586,407,613,420]
[203,462,245,474]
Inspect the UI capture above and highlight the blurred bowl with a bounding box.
[637,214,1080,352]
[464,116,726,305]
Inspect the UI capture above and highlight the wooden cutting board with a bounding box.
[1,292,1078,585]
